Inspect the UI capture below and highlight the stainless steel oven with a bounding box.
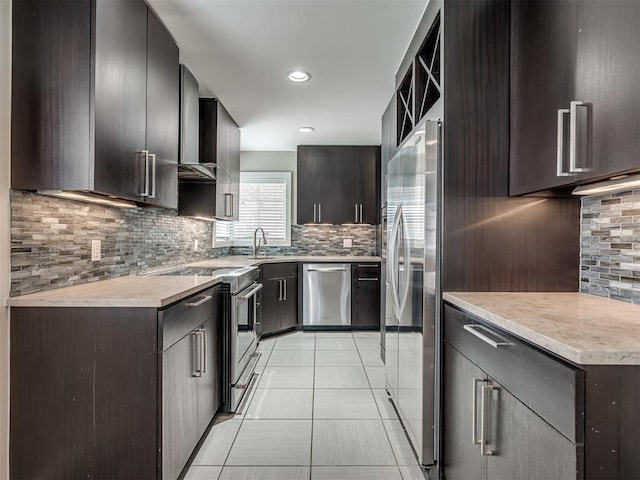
[229,279,262,411]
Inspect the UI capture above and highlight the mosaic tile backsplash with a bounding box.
[229,224,376,257]
[581,187,640,304]
[10,191,377,296]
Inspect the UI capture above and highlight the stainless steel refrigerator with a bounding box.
[385,119,442,469]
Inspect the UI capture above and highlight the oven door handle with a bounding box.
[237,283,263,303]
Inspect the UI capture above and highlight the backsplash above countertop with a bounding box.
[228,224,376,257]
[10,191,378,297]
[581,187,640,304]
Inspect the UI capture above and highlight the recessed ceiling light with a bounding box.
[287,70,311,83]
[298,126,315,133]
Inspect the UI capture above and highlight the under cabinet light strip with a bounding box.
[571,174,640,196]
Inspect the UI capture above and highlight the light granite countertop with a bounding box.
[444,292,640,365]
[5,275,226,308]
[6,256,381,308]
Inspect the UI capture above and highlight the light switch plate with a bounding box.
[343,238,353,248]
[91,240,101,261]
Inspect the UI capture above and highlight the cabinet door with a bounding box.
[162,332,199,480]
[358,146,380,224]
[575,1,640,180]
[486,378,578,480]
[509,0,577,195]
[93,0,148,201]
[261,278,282,336]
[316,146,339,224]
[146,9,179,209]
[280,276,298,330]
[216,102,240,220]
[443,344,486,480]
[197,318,216,435]
[297,146,319,224]
[338,147,361,224]
[351,265,381,328]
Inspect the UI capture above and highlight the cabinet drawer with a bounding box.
[352,263,381,279]
[263,262,298,279]
[160,286,219,351]
[444,304,584,443]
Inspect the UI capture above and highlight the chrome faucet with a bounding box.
[253,227,268,258]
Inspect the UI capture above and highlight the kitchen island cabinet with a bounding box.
[443,294,640,480]
[10,284,223,480]
[12,0,179,208]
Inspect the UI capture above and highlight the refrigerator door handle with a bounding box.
[389,204,404,320]
[396,207,411,318]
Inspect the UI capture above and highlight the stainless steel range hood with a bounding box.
[178,162,216,182]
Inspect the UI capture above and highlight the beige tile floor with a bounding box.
[184,331,426,480]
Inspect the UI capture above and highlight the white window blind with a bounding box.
[215,172,291,246]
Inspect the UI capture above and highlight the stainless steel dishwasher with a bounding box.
[303,263,351,327]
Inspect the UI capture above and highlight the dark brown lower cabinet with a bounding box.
[10,285,222,480]
[444,303,640,480]
[260,263,298,336]
[444,344,577,480]
[443,344,486,480]
[351,263,381,329]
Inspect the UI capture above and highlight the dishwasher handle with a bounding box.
[307,267,348,272]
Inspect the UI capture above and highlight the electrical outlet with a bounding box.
[194,239,199,250]
[91,240,101,261]
[343,238,353,248]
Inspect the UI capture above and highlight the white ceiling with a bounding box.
[148,0,428,151]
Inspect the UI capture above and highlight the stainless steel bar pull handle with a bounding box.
[464,324,510,348]
[139,150,151,196]
[355,204,358,223]
[569,100,590,173]
[472,378,484,445]
[192,331,203,377]
[357,277,379,281]
[360,204,363,223]
[283,279,287,301]
[557,109,570,177]
[224,193,234,217]
[307,268,348,272]
[201,328,207,374]
[278,279,283,301]
[185,295,212,307]
[313,204,317,223]
[148,153,157,199]
[318,203,322,223]
[480,384,497,456]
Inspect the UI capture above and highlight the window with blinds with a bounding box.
[215,171,292,246]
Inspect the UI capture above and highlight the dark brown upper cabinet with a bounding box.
[297,146,380,225]
[337,146,381,224]
[198,98,240,221]
[11,0,179,209]
[179,65,200,166]
[510,0,640,195]
[297,146,339,224]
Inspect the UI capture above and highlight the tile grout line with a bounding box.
[309,331,316,480]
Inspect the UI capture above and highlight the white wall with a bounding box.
[0,0,10,476]
[240,150,297,223]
